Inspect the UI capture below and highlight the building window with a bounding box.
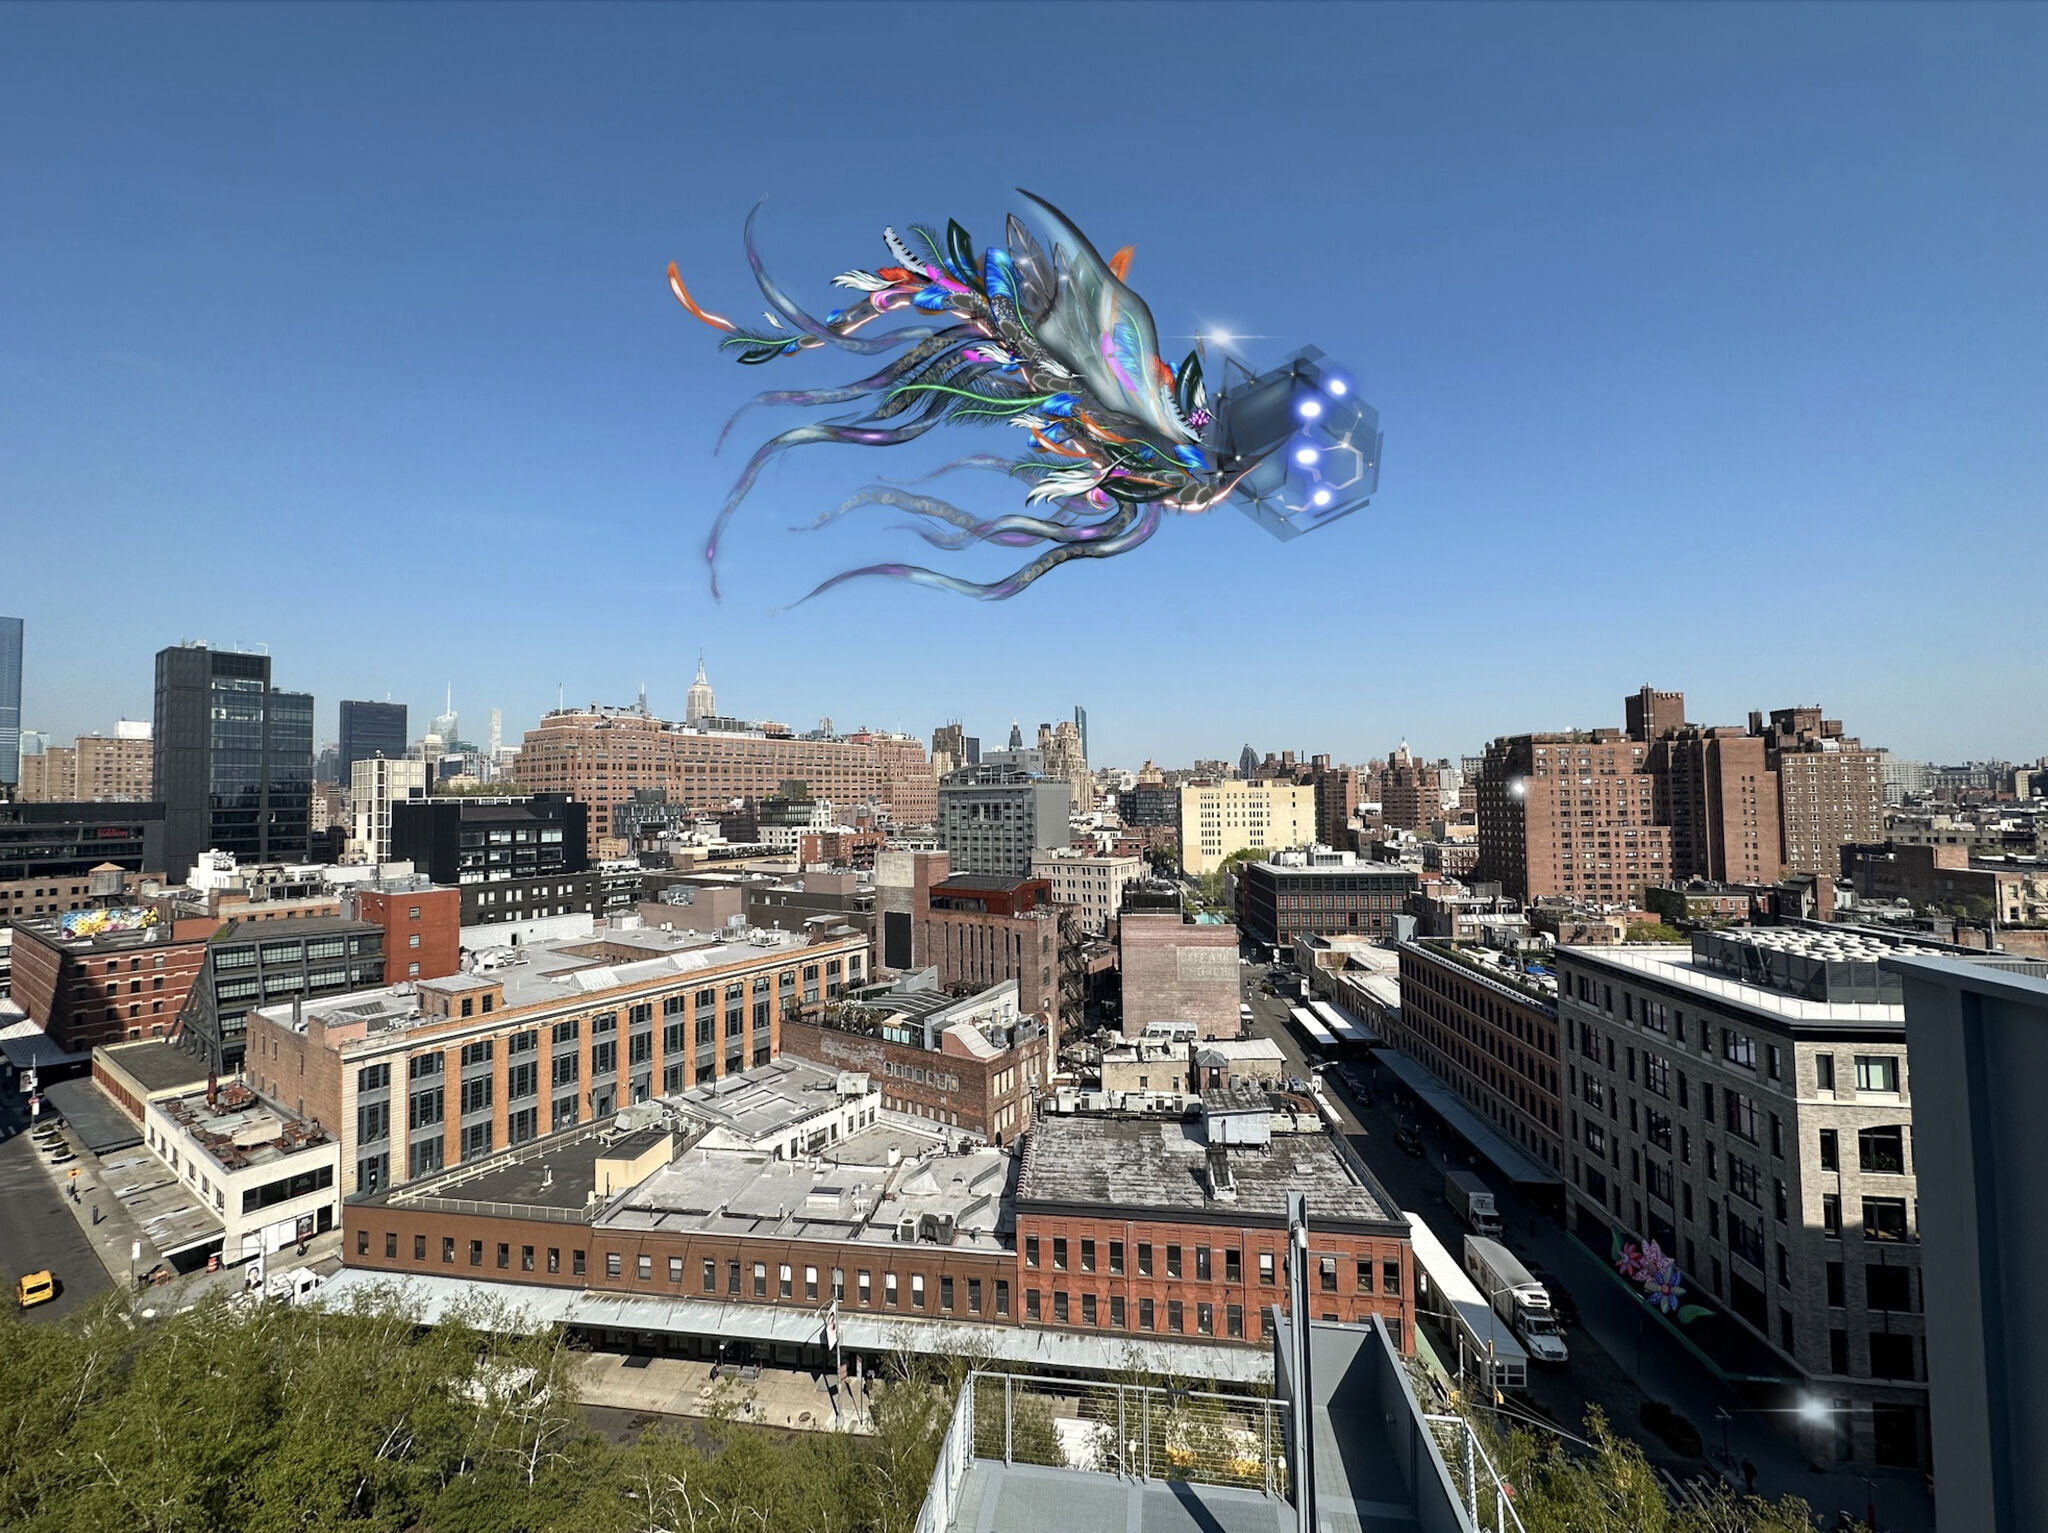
[1816,1053,1836,1091]
[1259,1251,1276,1285]
[636,1255,652,1281]
[911,1274,926,1309]
[1854,1056,1899,1094]
[1822,1194,1842,1238]
[1109,1239,1125,1275]
[885,1272,899,1307]
[412,1234,426,1261]
[1227,1304,1244,1339]
[1079,1238,1095,1273]
[1025,1235,1040,1268]
[1167,1300,1184,1333]
[1818,1129,1839,1171]
[1138,1242,1154,1276]
[1195,1246,1212,1282]
[1138,1297,1154,1330]
[442,1237,455,1264]
[606,1253,622,1279]
[1382,1260,1402,1297]
[1026,1288,1041,1321]
[1166,1244,1183,1279]
[1858,1125,1906,1175]
[573,1250,586,1276]
[995,1279,1009,1317]
[548,1248,560,1274]
[1052,1237,1067,1271]
[1862,1198,1910,1242]
[522,1246,536,1273]
[469,1240,483,1267]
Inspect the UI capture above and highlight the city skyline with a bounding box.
[2,6,2043,764]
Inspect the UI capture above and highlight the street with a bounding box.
[1236,959,1932,1531]
[0,1081,111,1324]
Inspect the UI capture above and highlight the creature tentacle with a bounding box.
[745,202,948,356]
[794,502,1162,605]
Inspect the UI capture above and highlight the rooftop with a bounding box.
[601,1124,1013,1251]
[669,1056,873,1143]
[386,1125,669,1217]
[1017,1115,1401,1229]
[98,1038,210,1094]
[155,1082,335,1173]
[255,925,853,1043]
[1562,941,1908,1026]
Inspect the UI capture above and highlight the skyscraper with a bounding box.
[686,656,715,725]
[1073,704,1088,765]
[0,615,21,790]
[430,685,459,748]
[339,699,408,779]
[153,643,314,878]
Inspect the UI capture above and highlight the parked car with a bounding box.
[16,1271,55,1311]
[1394,1125,1425,1157]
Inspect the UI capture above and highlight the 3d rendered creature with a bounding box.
[669,192,1380,602]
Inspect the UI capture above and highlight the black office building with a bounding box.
[179,914,387,1074]
[339,700,408,780]
[153,644,314,879]
[1,802,168,880]
[388,793,595,928]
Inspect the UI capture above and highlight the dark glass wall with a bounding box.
[339,699,408,778]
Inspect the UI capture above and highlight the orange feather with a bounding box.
[1108,246,1134,280]
[667,262,736,332]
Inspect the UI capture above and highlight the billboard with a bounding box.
[56,906,159,939]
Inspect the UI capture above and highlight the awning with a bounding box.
[1373,1048,1560,1187]
[44,1078,143,1154]
[312,1270,1273,1384]
[0,1013,89,1071]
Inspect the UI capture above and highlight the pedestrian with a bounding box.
[1741,1458,1757,1494]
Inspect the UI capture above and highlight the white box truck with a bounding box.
[1464,1235,1569,1365]
[1444,1169,1501,1237]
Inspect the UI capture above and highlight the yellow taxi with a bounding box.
[16,1271,56,1311]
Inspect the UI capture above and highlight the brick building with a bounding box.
[778,974,1048,1143]
[1624,684,1688,745]
[345,878,463,983]
[1014,1110,1413,1346]
[516,704,935,857]
[1647,726,1783,885]
[918,875,1074,1041]
[246,924,869,1194]
[1029,847,1145,935]
[1378,746,1439,834]
[1841,841,2045,927]
[1393,941,1564,1174]
[1118,908,1239,1041]
[8,908,216,1051]
[1753,707,1885,877]
[1310,762,1359,847]
[1475,730,1670,904]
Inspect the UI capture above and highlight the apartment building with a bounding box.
[1754,708,1885,877]
[1028,846,1144,935]
[1556,928,1941,1470]
[1235,848,1419,948]
[1648,726,1784,885]
[1179,780,1315,876]
[1475,730,1670,903]
[937,766,1070,878]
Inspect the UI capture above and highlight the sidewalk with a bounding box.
[24,1115,346,1313]
[574,1351,873,1434]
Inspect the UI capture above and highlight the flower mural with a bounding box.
[1613,1234,1712,1324]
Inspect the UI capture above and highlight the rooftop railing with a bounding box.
[1424,1412,1529,1533]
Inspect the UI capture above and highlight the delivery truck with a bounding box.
[1444,1168,1501,1237]
[1464,1235,1569,1365]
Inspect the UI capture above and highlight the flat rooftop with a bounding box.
[600,1125,1012,1251]
[258,926,844,1039]
[670,1056,871,1141]
[1017,1116,1400,1229]
[1563,942,1906,1026]
[388,1126,665,1216]
[98,1039,210,1094]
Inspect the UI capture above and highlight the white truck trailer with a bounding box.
[1443,1168,1502,1237]
[1464,1235,1569,1365]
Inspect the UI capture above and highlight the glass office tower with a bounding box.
[153,644,314,877]
[0,616,21,789]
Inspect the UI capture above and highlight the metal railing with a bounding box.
[911,1372,976,1533]
[1424,1413,1528,1533]
[967,1371,1287,1496]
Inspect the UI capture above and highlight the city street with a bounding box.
[0,1084,111,1324]
[1237,959,1932,1531]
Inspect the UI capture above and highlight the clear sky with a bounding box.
[3,3,2043,769]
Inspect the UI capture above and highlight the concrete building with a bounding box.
[1882,954,2048,1533]
[1235,848,1419,948]
[389,793,596,929]
[1558,928,1951,1470]
[347,754,428,864]
[1394,941,1564,1175]
[1648,726,1784,885]
[1015,1109,1414,1346]
[1179,779,1315,876]
[244,922,869,1193]
[1118,907,1238,1041]
[517,701,936,857]
[779,970,1049,1143]
[1754,707,1886,878]
[1476,730,1670,904]
[153,642,315,877]
[936,766,1070,878]
[143,1078,341,1262]
[1028,847,1144,935]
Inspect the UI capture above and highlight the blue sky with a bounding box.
[3,3,2043,768]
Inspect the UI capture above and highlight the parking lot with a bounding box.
[0,1087,111,1324]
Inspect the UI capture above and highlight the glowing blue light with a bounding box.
[1298,398,1323,420]
[1294,447,1320,466]
[1312,489,1333,507]
[1327,378,1348,396]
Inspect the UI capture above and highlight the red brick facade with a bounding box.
[8,917,214,1051]
[1013,1210,1411,1347]
[350,885,462,982]
[778,1016,1046,1144]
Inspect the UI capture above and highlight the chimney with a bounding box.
[206,1069,218,1110]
